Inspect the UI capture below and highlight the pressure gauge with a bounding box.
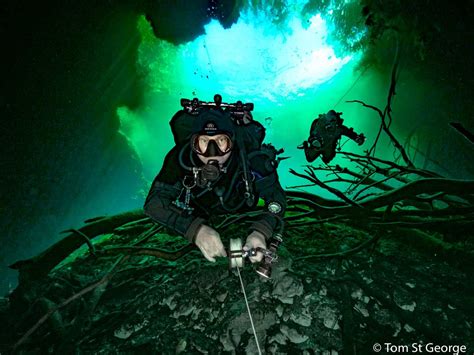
[267,202,282,214]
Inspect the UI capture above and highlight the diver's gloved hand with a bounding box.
[194,225,227,262]
[243,231,267,263]
[308,137,322,148]
[297,141,308,149]
[355,133,366,145]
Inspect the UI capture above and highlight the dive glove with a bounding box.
[194,225,227,262]
[243,231,267,263]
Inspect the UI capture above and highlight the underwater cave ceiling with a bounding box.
[144,0,474,81]
[146,0,241,44]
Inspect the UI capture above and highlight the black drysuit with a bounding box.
[304,117,361,163]
[144,144,286,243]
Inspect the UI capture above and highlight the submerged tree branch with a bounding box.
[97,244,196,260]
[339,151,440,178]
[294,234,381,261]
[13,255,130,351]
[450,122,474,144]
[10,209,146,280]
[289,168,363,208]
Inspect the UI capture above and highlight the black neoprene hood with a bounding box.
[191,108,235,137]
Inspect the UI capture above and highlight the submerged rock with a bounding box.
[2,221,472,353]
[272,274,304,304]
[280,325,308,344]
[393,287,417,312]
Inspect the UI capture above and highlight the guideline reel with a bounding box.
[228,234,282,279]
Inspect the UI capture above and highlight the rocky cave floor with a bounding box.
[1,221,473,354]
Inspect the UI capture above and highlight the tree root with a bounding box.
[289,168,363,208]
[450,122,474,144]
[66,229,96,257]
[10,209,146,281]
[294,234,380,261]
[96,244,196,260]
[12,255,130,351]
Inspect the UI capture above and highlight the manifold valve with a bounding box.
[229,238,244,269]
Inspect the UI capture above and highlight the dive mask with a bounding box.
[191,133,233,157]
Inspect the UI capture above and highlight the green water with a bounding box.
[116,1,439,198]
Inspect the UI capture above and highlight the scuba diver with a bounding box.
[298,110,366,164]
[144,95,286,266]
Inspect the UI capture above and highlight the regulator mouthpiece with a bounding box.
[200,160,221,181]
